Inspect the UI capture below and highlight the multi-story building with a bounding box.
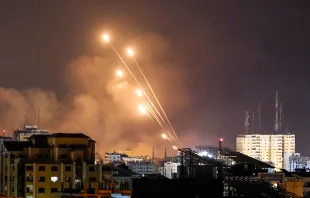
[122,156,143,164]
[161,162,180,179]
[104,152,122,164]
[127,162,155,175]
[0,133,113,198]
[13,124,48,141]
[236,133,295,168]
[284,152,310,172]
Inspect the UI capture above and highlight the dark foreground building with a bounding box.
[132,178,223,198]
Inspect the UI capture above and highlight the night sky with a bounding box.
[1,1,310,155]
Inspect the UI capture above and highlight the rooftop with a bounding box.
[50,133,90,138]
[3,141,33,151]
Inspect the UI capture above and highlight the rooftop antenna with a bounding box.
[279,102,283,133]
[257,101,261,131]
[37,107,40,128]
[251,112,255,132]
[164,148,167,159]
[152,148,154,159]
[244,111,250,134]
[275,91,279,133]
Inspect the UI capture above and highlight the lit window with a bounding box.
[51,177,58,182]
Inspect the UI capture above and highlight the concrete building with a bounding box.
[122,156,143,164]
[236,134,295,168]
[104,152,124,164]
[127,162,155,175]
[13,125,48,141]
[0,133,116,198]
[161,162,180,179]
[284,152,310,172]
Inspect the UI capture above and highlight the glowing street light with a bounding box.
[136,88,143,97]
[138,104,147,114]
[116,69,124,78]
[102,34,110,43]
[127,48,134,57]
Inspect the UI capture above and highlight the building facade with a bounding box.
[127,162,155,175]
[104,152,122,164]
[236,134,295,168]
[161,162,180,179]
[0,133,116,198]
[13,125,48,141]
[284,152,310,172]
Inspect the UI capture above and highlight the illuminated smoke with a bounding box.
[0,34,191,156]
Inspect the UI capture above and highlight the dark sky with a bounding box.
[1,1,310,155]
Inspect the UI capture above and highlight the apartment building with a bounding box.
[0,133,115,198]
[236,134,295,168]
[127,162,155,175]
[13,125,48,141]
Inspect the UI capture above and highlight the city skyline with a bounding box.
[0,1,310,156]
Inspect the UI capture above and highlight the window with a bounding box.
[51,188,58,193]
[12,187,14,192]
[65,166,71,171]
[89,166,95,172]
[51,166,58,171]
[39,177,45,182]
[89,177,96,182]
[38,166,45,171]
[65,177,71,182]
[51,176,58,182]
[38,188,45,193]
[26,166,33,171]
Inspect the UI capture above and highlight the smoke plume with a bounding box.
[0,35,191,156]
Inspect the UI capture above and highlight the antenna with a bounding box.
[275,91,279,133]
[164,148,167,159]
[251,112,255,132]
[257,101,261,131]
[279,102,283,133]
[152,148,154,159]
[37,108,40,128]
[244,111,250,134]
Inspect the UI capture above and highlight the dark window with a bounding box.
[65,177,71,182]
[89,166,95,172]
[39,177,45,182]
[12,166,15,171]
[26,166,33,171]
[38,166,45,171]
[38,188,45,193]
[12,187,14,192]
[51,166,58,171]
[89,177,96,182]
[51,188,58,193]
[65,166,71,171]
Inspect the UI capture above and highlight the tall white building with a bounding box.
[236,134,295,168]
[284,152,310,172]
[161,162,180,179]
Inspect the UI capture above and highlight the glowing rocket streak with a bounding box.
[116,69,124,78]
[138,104,147,114]
[102,34,110,43]
[110,44,175,140]
[136,88,143,97]
[102,35,177,146]
[128,49,181,145]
